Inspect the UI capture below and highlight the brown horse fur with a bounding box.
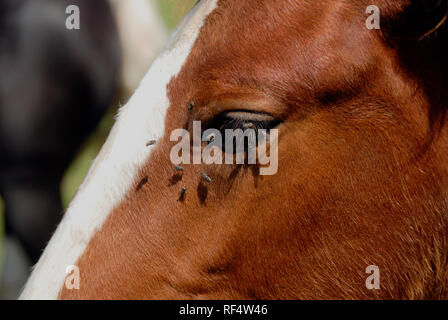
[61,0,448,299]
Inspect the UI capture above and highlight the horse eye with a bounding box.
[204,111,280,132]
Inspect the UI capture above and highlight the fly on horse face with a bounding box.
[21,0,448,299]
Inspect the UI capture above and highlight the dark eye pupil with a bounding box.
[202,111,280,155]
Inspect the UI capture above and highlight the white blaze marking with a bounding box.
[20,0,218,300]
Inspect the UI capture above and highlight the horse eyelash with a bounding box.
[205,114,280,132]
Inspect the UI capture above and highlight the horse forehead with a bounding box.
[19,0,219,300]
[171,1,363,84]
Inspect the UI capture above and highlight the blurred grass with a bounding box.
[60,0,196,208]
[157,0,196,29]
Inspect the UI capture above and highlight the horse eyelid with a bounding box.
[224,111,275,122]
[206,111,281,131]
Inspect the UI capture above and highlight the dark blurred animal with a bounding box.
[0,0,121,263]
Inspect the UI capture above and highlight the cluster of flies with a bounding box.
[145,101,213,201]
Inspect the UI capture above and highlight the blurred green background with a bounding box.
[0,0,195,266]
